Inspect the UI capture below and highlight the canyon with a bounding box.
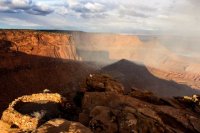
[0,29,200,132]
[72,31,200,91]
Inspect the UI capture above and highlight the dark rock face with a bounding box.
[81,73,124,94]
[128,88,172,105]
[81,92,200,133]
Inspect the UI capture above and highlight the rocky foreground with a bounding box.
[1,74,200,133]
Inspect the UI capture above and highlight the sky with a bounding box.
[0,0,199,34]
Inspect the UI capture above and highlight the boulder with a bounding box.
[34,119,92,133]
[89,106,118,133]
[82,73,124,94]
[1,93,64,131]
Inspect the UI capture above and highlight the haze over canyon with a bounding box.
[0,29,200,133]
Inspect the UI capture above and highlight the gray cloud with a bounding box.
[118,4,158,18]
[68,1,107,19]
[64,1,156,19]
[119,8,149,18]
[80,12,107,19]
[8,0,32,10]
[0,0,32,12]
[0,0,186,34]
[0,0,54,15]
[137,5,157,12]
[188,0,200,5]
[26,4,54,15]
[73,2,105,13]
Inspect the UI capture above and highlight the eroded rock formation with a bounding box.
[0,74,200,133]
[1,93,63,131]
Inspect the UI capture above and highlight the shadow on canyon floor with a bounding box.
[102,59,200,97]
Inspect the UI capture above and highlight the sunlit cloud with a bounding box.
[0,0,198,35]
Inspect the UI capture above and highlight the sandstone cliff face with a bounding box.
[0,30,80,61]
[72,31,143,61]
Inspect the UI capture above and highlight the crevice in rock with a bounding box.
[157,112,193,132]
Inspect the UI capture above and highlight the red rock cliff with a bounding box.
[0,30,80,60]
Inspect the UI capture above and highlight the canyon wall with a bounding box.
[0,30,80,61]
[72,31,190,72]
[72,31,200,91]
[72,31,200,73]
[72,31,143,61]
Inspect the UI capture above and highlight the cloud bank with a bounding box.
[0,0,199,35]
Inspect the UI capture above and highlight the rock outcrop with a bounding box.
[34,119,92,133]
[81,92,200,133]
[0,90,92,132]
[81,73,124,94]
[1,93,64,131]
[1,74,200,132]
